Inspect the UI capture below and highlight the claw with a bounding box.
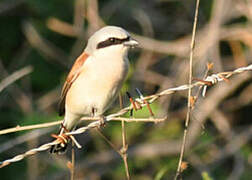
[50,133,70,154]
[50,123,82,154]
[51,133,69,144]
[99,116,106,128]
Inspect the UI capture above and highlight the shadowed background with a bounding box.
[0,0,251,179]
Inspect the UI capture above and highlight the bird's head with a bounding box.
[85,26,138,57]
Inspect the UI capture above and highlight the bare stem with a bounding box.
[0,66,33,93]
[71,141,75,180]
[119,93,130,180]
[0,117,166,136]
[0,121,62,135]
[175,0,200,179]
[95,128,121,155]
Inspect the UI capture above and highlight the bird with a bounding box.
[50,26,138,153]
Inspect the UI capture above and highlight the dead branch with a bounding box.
[175,0,200,178]
[0,66,33,93]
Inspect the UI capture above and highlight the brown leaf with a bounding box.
[207,62,214,70]
[181,161,189,172]
[190,96,196,108]
[67,161,73,170]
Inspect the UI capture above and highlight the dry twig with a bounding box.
[0,66,33,93]
[175,0,200,179]
[119,93,131,180]
[0,117,165,136]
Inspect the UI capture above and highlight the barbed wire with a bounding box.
[0,63,251,168]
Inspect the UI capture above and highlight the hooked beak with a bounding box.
[123,38,139,48]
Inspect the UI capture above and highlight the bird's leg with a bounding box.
[60,123,82,148]
[50,123,70,149]
[91,107,96,117]
[51,122,82,151]
[51,133,69,145]
[92,107,106,128]
[98,115,106,128]
[61,122,70,133]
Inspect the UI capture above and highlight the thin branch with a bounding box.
[22,21,69,67]
[0,61,33,113]
[95,128,121,155]
[175,0,200,179]
[71,141,75,180]
[47,18,80,37]
[0,121,62,135]
[119,93,130,180]
[0,63,251,168]
[0,128,53,153]
[121,119,130,180]
[0,66,33,93]
[0,117,166,136]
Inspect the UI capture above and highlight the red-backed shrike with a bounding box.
[50,26,138,153]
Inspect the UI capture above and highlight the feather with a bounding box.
[58,52,89,116]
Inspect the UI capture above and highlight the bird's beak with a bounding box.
[123,38,139,48]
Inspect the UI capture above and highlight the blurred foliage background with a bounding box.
[0,0,252,179]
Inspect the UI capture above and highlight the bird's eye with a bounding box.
[109,38,116,43]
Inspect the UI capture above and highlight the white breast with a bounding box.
[65,52,129,117]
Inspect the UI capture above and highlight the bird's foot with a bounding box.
[50,123,82,154]
[51,133,69,145]
[92,107,106,128]
[98,115,106,128]
[50,123,70,153]
[50,133,69,154]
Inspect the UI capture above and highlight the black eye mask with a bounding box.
[97,36,130,49]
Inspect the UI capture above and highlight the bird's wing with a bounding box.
[58,52,89,116]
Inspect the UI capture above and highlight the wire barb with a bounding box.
[136,88,154,116]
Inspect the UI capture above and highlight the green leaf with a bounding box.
[202,171,213,180]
